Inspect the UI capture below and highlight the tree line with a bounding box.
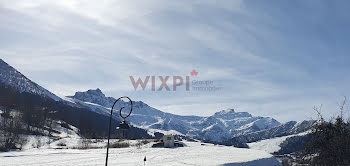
[281,97,350,166]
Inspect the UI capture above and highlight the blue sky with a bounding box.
[1,0,350,122]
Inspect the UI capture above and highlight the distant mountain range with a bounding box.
[65,88,315,144]
[66,88,281,142]
[0,58,314,144]
[225,120,315,146]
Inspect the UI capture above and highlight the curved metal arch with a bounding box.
[111,96,133,120]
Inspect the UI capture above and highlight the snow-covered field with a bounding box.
[1,141,281,166]
[248,131,310,153]
[0,119,282,166]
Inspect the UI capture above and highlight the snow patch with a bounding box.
[248,131,310,153]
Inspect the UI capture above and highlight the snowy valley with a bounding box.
[0,123,282,166]
[0,58,311,165]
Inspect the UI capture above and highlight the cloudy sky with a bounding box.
[1,0,350,122]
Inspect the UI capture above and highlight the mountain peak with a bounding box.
[86,88,104,96]
[72,88,106,99]
[212,108,252,120]
[215,108,238,116]
[222,108,235,113]
[69,88,115,107]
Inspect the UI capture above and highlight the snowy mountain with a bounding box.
[66,89,281,142]
[67,88,115,106]
[225,120,315,146]
[0,58,311,145]
[192,109,280,142]
[0,59,61,101]
[0,59,153,139]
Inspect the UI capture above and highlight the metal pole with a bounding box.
[105,108,113,166]
[105,96,133,166]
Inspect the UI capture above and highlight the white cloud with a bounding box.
[1,0,349,122]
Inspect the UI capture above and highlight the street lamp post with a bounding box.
[105,96,133,166]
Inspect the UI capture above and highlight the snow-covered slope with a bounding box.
[0,59,61,101]
[192,109,280,142]
[66,89,281,143]
[225,120,315,146]
[248,131,310,153]
[22,121,82,150]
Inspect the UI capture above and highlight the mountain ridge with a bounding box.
[0,58,313,145]
[66,88,282,142]
[0,59,61,101]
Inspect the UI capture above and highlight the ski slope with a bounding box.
[248,131,310,153]
[1,141,281,166]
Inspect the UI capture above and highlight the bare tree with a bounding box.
[302,97,350,166]
[0,107,27,151]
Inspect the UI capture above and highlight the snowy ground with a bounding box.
[0,121,281,166]
[1,141,281,166]
[248,131,310,153]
